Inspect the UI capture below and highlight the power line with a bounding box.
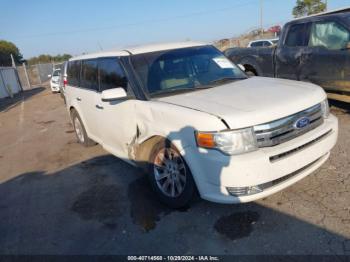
[7,0,270,40]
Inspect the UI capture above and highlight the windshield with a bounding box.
[53,69,61,76]
[271,39,279,44]
[131,46,247,97]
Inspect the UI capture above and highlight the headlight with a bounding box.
[195,128,258,155]
[321,99,330,118]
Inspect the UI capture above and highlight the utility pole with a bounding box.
[10,54,16,68]
[260,0,263,38]
[325,0,328,11]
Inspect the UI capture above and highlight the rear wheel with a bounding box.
[245,70,257,77]
[71,109,96,147]
[148,139,196,208]
[242,63,258,77]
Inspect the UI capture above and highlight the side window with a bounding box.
[251,42,263,47]
[98,58,128,91]
[81,59,98,90]
[309,21,350,50]
[285,23,309,47]
[263,41,272,47]
[67,60,80,86]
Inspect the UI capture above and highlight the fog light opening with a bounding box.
[227,185,263,197]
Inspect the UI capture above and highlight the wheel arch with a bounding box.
[69,106,92,138]
[135,135,200,201]
[239,56,262,76]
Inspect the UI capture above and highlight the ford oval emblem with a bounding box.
[294,117,310,129]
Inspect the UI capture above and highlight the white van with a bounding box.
[64,42,338,208]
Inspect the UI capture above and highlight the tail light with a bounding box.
[63,78,67,87]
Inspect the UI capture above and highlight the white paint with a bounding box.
[157,77,326,129]
[69,41,207,61]
[101,88,127,101]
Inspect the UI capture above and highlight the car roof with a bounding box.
[124,41,207,54]
[69,41,207,61]
[249,38,278,43]
[291,6,350,22]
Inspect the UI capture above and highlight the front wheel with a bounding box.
[148,139,196,208]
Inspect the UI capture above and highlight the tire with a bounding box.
[147,139,196,208]
[70,109,96,147]
[245,70,257,77]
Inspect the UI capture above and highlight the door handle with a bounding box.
[95,104,104,109]
[76,97,82,101]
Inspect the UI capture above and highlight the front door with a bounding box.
[301,19,350,94]
[276,22,311,80]
[96,57,137,160]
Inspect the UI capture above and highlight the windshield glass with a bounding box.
[53,69,61,76]
[131,46,247,97]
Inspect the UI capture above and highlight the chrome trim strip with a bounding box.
[254,103,323,147]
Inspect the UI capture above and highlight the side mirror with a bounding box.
[101,88,127,101]
[238,64,245,71]
[48,74,52,78]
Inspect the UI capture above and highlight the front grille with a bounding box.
[254,103,323,147]
[269,129,332,162]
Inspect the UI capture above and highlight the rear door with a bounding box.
[78,59,101,142]
[275,22,311,80]
[301,18,350,94]
[66,60,81,111]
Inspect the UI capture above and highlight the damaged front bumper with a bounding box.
[181,114,338,204]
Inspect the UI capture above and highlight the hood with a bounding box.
[155,77,326,129]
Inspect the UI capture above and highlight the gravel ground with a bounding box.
[0,87,349,256]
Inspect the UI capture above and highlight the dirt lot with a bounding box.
[0,86,349,255]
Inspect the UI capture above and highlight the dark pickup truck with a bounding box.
[225,8,350,101]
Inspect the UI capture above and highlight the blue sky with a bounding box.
[0,0,348,58]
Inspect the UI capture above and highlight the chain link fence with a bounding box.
[0,67,22,98]
[16,63,59,90]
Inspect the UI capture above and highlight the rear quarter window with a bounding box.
[251,41,263,47]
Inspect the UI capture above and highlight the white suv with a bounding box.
[248,38,279,47]
[65,42,338,208]
[48,69,61,92]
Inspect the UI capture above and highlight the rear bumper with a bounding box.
[183,114,338,204]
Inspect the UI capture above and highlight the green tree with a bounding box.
[293,0,327,18]
[27,53,72,65]
[0,40,23,66]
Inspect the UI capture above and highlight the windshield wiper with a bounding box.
[151,87,197,96]
[209,77,246,85]
[151,86,213,97]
